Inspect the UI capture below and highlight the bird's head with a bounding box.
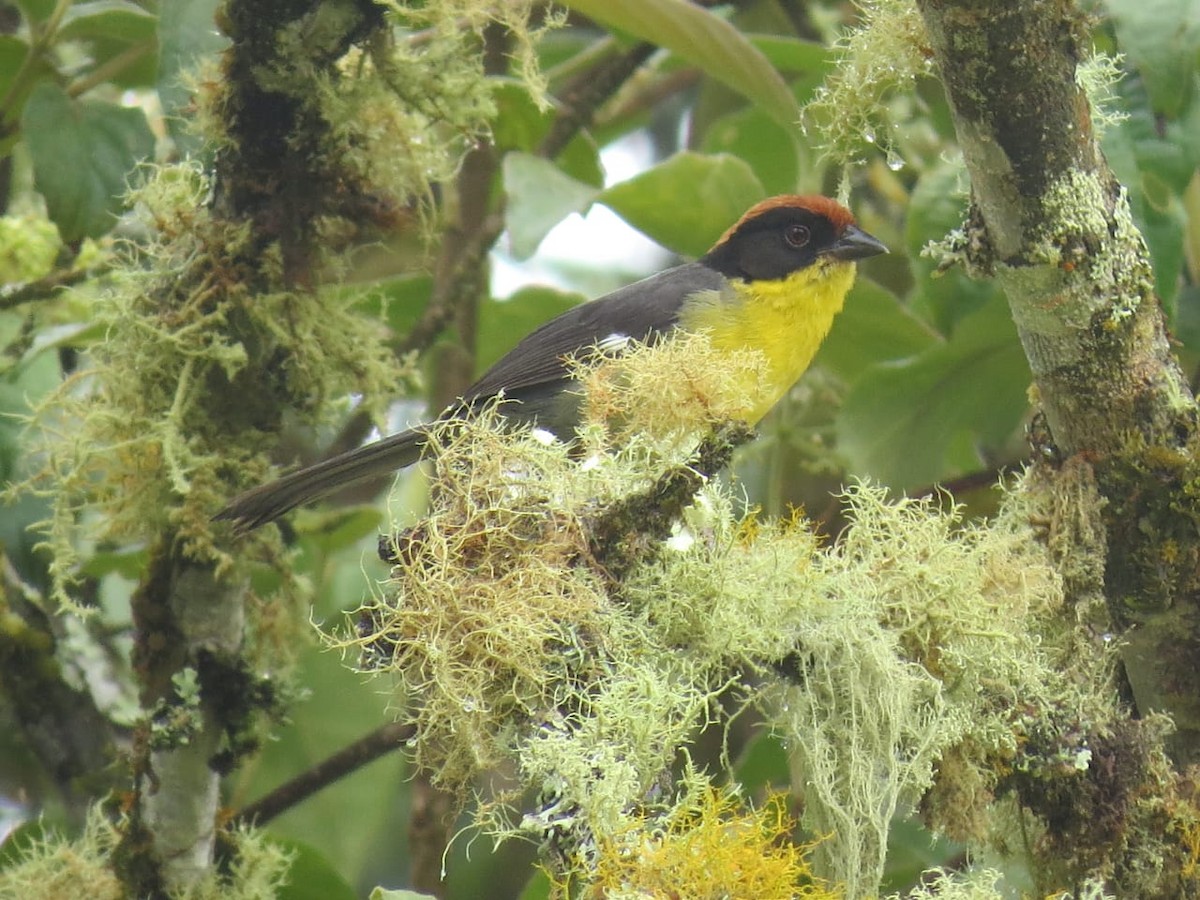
[700,195,887,283]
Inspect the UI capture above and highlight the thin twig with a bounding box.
[0,267,94,310]
[233,721,415,826]
[538,42,657,160]
[67,40,155,98]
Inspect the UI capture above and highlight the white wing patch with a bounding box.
[596,332,632,354]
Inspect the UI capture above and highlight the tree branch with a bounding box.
[233,721,414,827]
[914,0,1200,765]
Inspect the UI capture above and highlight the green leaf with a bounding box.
[22,82,155,242]
[517,869,553,900]
[13,0,56,24]
[1106,0,1200,117]
[733,730,789,795]
[477,285,585,375]
[503,153,601,259]
[837,296,1030,489]
[349,273,433,339]
[880,819,963,894]
[747,34,833,76]
[599,152,764,257]
[60,0,156,38]
[158,0,228,155]
[700,105,799,196]
[561,0,798,127]
[59,0,158,87]
[273,838,357,900]
[0,820,45,870]
[1108,72,1200,194]
[80,547,150,580]
[816,278,938,382]
[0,37,53,153]
[228,642,409,889]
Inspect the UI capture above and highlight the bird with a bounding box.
[216,195,886,530]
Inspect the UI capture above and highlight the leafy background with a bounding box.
[0,0,1197,897]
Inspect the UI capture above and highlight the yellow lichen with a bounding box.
[583,786,839,900]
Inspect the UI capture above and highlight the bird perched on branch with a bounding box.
[216,195,886,529]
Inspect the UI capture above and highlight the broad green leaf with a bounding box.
[273,838,357,900]
[492,81,548,154]
[816,278,938,382]
[0,821,45,870]
[12,0,56,24]
[837,296,1030,489]
[517,869,554,900]
[1106,0,1200,117]
[880,819,963,894]
[599,152,764,257]
[158,0,228,155]
[228,642,409,889]
[733,729,789,795]
[1108,73,1200,194]
[60,0,156,39]
[22,82,154,242]
[1173,284,1200,368]
[80,547,150,580]
[347,273,433,339]
[748,34,833,75]
[1,346,60,584]
[492,82,603,186]
[0,37,53,153]
[477,285,585,375]
[503,152,601,259]
[487,84,600,187]
[562,0,798,127]
[60,0,158,87]
[700,105,799,196]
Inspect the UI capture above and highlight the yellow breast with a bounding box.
[677,260,856,423]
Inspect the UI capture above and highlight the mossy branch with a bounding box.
[912,0,1200,769]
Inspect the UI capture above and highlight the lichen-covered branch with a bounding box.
[916,0,1192,456]
[913,0,1200,767]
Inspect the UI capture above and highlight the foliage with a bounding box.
[0,0,1198,897]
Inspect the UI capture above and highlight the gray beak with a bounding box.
[824,224,888,261]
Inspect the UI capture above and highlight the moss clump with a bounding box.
[803,0,932,166]
[0,214,61,283]
[336,330,1147,894]
[0,808,123,900]
[0,808,292,900]
[20,164,407,605]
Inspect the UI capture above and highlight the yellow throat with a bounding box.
[679,259,856,424]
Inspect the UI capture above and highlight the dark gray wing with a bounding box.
[463,261,728,404]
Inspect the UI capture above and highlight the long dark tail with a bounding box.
[214,427,426,530]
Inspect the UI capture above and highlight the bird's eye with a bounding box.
[784,224,811,248]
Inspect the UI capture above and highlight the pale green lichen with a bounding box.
[992,167,1154,362]
[334,330,1139,895]
[0,809,292,900]
[1076,52,1128,137]
[19,163,407,606]
[17,0,557,613]
[803,0,931,165]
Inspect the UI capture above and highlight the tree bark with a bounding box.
[914,0,1200,763]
